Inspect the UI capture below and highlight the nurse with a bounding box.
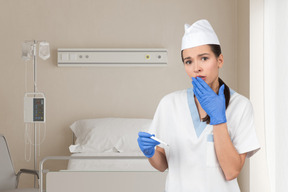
[137,19,260,192]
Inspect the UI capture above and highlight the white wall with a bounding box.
[236,0,251,191]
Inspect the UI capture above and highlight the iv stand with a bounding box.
[32,40,38,187]
[23,39,48,188]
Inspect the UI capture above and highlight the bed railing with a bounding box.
[39,155,147,192]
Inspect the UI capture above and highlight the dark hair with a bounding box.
[181,44,230,124]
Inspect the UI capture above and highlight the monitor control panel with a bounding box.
[33,98,45,122]
[24,93,46,123]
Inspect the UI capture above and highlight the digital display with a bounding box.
[33,98,44,121]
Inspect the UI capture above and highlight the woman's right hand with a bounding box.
[137,132,160,158]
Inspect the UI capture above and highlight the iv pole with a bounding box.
[32,40,38,187]
[23,39,49,187]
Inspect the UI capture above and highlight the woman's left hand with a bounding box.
[192,77,226,125]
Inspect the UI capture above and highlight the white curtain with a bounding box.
[264,0,288,191]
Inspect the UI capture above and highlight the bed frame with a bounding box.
[40,156,167,192]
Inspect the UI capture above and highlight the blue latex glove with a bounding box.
[192,77,226,125]
[137,132,160,158]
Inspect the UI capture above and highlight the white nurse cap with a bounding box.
[181,19,220,50]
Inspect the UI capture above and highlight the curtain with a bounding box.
[264,0,288,191]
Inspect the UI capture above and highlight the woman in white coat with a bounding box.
[137,19,260,192]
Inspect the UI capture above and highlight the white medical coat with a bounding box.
[149,88,260,192]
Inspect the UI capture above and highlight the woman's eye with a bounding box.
[185,60,192,65]
[201,57,208,61]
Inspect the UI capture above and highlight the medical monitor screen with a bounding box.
[33,98,45,122]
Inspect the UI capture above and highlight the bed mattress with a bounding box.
[67,152,157,171]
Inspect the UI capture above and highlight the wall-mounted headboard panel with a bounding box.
[57,48,168,67]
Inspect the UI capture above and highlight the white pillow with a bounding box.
[69,118,151,153]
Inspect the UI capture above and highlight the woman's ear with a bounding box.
[218,54,224,68]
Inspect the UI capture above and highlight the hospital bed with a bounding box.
[40,118,167,192]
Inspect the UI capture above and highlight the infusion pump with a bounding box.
[24,93,46,123]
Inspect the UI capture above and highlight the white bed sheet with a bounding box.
[67,152,156,171]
